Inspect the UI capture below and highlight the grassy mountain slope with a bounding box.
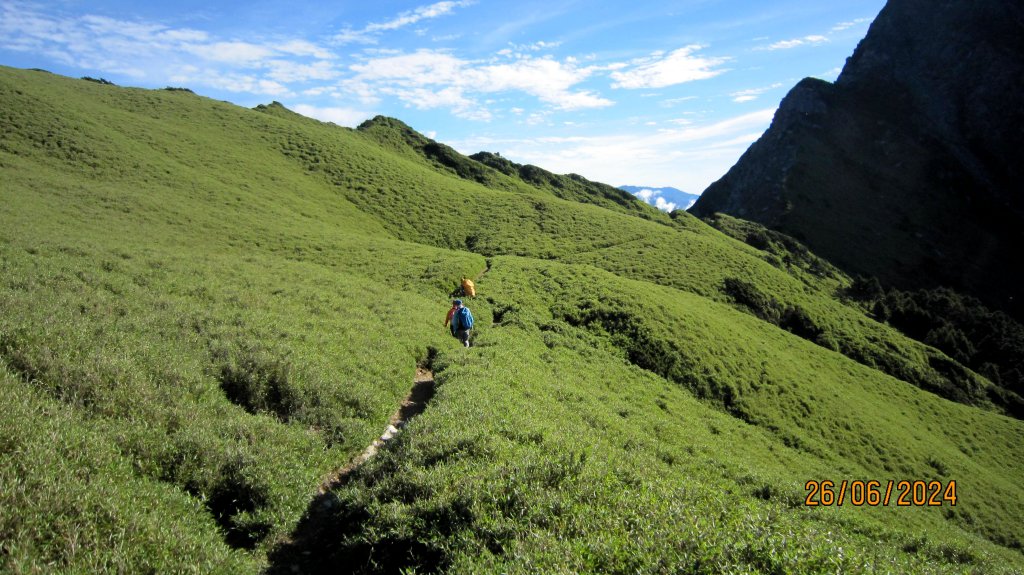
[1,66,1022,573]
[354,115,663,224]
[467,150,658,220]
[277,258,1023,573]
[316,131,1017,415]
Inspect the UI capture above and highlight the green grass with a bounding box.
[1,371,260,573]
[273,292,1022,573]
[1,66,1022,573]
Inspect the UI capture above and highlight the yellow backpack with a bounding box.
[461,277,476,298]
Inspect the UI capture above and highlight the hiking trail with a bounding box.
[317,366,436,493]
[265,364,438,574]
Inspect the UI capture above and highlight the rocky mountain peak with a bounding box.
[691,0,1024,319]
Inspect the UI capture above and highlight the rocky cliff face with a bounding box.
[690,0,1024,318]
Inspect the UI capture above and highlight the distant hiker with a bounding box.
[444,300,459,336]
[450,299,474,347]
[461,277,476,298]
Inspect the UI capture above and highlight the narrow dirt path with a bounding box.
[265,366,438,573]
[477,259,491,281]
[318,367,436,493]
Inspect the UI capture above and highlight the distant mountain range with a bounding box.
[619,185,699,212]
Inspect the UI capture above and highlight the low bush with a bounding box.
[215,344,298,421]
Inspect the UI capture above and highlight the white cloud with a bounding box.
[256,78,290,95]
[266,59,339,83]
[832,18,872,32]
[168,68,292,96]
[530,40,561,51]
[277,40,335,59]
[654,197,678,212]
[758,35,830,51]
[627,188,679,212]
[655,108,775,143]
[0,1,606,122]
[350,49,464,82]
[387,86,489,120]
[158,29,209,43]
[525,111,550,126]
[185,41,274,65]
[213,74,290,95]
[292,104,369,127]
[660,96,698,108]
[730,82,783,103]
[502,40,562,55]
[478,58,611,109]
[345,49,612,118]
[332,27,377,45]
[610,45,729,89]
[454,108,775,193]
[80,14,163,39]
[365,0,474,32]
[0,1,340,97]
[334,1,473,44]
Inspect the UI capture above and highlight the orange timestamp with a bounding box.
[804,480,957,507]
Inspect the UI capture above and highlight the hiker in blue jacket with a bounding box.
[450,299,474,347]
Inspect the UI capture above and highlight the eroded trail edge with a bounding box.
[318,366,436,493]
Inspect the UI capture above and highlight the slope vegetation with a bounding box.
[1,66,1022,573]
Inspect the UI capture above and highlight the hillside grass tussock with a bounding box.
[1,66,1023,573]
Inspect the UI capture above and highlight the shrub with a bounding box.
[779,305,822,340]
[722,278,783,323]
[745,229,772,250]
[844,275,885,302]
[216,346,299,421]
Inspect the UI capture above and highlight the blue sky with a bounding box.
[0,0,885,192]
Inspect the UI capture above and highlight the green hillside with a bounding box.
[1,66,1022,574]
[353,114,660,222]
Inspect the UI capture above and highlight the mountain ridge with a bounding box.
[353,115,665,223]
[690,0,1024,320]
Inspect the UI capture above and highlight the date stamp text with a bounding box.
[804,480,957,507]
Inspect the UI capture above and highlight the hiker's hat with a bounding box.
[454,299,463,305]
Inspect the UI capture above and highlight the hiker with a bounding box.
[444,300,459,336]
[450,299,474,347]
[461,277,476,298]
